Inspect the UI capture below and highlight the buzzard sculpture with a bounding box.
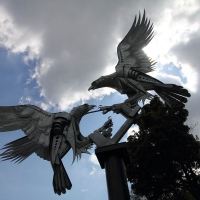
[0,104,95,195]
[89,11,190,107]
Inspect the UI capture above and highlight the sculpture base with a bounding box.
[95,142,130,200]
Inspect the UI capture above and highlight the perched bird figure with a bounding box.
[0,104,95,195]
[89,11,190,107]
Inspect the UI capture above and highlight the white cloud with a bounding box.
[19,96,32,104]
[89,166,97,175]
[0,6,42,60]
[89,153,99,166]
[0,0,200,135]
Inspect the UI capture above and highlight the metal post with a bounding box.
[95,143,130,200]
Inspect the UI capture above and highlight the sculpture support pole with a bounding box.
[111,105,140,143]
[95,143,130,200]
[111,117,135,143]
[105,155,130,200]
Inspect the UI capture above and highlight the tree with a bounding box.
[126,96,200,200]
[130,188,147,200]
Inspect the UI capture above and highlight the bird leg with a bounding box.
[98,101,139,119]
[88,118,114,147]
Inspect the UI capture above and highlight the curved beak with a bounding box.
[88,105,96,111]
[88,86,96,91]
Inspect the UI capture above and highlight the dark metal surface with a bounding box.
[105,156,130,200]
[95,143,130,200]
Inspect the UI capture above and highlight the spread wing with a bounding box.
[117,10,155,73]
[0,136,50,163]
[0,105,54,163]
[0,105,54,147]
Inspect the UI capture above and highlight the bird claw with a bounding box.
[98,106,112,114]
[88,118,114,147]
[102,128,112,138]
[98,118,113,132]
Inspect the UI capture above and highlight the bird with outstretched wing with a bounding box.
[0,104,96,195]
[89,10,190,107]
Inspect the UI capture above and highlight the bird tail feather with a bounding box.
[53,160,72,195]
[155,84,190,107]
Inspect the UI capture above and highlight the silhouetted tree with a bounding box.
[127,96,200,200]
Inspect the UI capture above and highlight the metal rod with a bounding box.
[111,118,135,143]
[111,105,140,143]
[86,109,102,114]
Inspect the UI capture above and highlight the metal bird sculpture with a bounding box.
[88,11,190,107]
[0,103,96,195]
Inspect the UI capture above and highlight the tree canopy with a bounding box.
[126,96,200,200]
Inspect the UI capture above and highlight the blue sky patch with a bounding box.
[159,62,187,84]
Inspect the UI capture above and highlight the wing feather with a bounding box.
[0,136,50,163]
[117,10,155,73]
[0,105,54,147]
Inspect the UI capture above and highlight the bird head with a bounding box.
[88,76,107,91]
[70,104,96,121]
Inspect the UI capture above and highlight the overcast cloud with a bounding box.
[0,0,198,109]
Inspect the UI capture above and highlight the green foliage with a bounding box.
[127,96,200,200]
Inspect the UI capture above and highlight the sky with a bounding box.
[0,0,200,199]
